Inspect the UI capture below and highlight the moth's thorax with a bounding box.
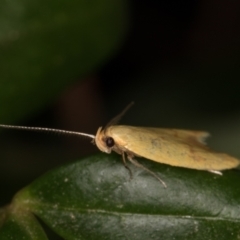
[106,126,127,146]
[105,126,131,154]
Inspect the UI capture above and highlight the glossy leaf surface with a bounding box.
[9,153,240,240]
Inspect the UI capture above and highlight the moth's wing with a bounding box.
[109,126,210,150]
[107,125,209,157]
[107,126,240,171]
[150,128,210,147]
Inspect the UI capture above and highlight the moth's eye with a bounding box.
[105,137,115,147]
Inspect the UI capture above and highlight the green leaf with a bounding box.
[9,153,240,240]
[0,0,128,123]
[0,205,47,240]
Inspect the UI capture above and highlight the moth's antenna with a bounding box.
[0,124,95,139]
[104,102,134,130]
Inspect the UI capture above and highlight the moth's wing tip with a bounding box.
[197,131,210,144]
[187,131,210,147]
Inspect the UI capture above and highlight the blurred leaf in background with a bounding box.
[0,0,128,123]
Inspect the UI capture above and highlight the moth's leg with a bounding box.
[127,156,167,188]
[122,152,133,179]
[208,170,222,175]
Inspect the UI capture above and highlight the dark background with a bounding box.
[1,0,240,209]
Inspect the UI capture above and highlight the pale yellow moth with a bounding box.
[1,102,240,188]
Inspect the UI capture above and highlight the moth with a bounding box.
[1,102,239,188]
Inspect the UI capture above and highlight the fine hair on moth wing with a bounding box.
[1,102,240,188]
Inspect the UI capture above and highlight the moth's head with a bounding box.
[94,127,115,154]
